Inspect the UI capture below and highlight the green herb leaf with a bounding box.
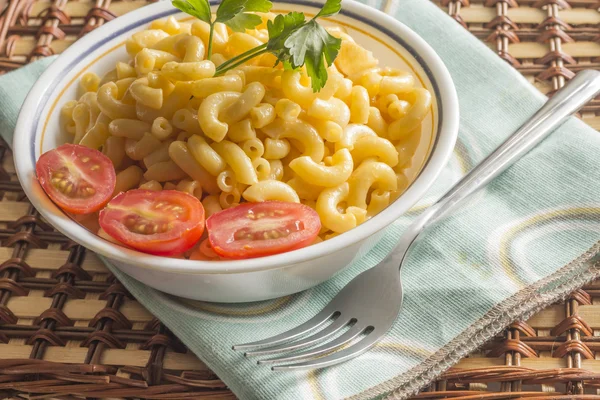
[216,0,245,22]
[243,0,274,12]
[266,11,305,65]
[216,0,272,31]
[172,0,211,23]
[315,0,342,19]
[226,13,263,31]
[267,12,305,47]
[284,19,341,91]
[282,59,294,70]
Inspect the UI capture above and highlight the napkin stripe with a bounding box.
[383,0,399,15]
[498,207,600,288]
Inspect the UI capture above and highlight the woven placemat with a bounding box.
[0,0,599,398]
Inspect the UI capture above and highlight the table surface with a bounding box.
[0,0,599,398]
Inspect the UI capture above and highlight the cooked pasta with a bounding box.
[64,13,431,247]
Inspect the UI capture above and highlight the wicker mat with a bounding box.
[0,0,599,398]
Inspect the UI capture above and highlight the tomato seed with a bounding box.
[233,220,303,242]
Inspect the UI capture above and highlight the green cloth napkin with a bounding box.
[2,1,600,399]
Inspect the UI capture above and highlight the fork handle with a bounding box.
[396,70,600,260]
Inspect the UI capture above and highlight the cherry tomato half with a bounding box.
[36,144,116,214]
[207,201,321,259]
[99,190,205,256]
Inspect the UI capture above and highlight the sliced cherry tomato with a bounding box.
[207,201,321,259]
[36,144,116,214]
[99,190,205,256]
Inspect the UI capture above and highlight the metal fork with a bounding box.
[233,70,600,371]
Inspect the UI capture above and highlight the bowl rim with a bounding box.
[14,0,459,275]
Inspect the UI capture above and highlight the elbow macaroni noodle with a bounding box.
[63,14,431,244]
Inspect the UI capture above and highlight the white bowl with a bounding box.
[14,0,459,302]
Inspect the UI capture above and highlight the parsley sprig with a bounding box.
[171,0,342,92]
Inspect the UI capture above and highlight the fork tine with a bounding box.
[232,308,338,350]
[270,328,381,371]
[259,324,367,365]
[245,316,353,356]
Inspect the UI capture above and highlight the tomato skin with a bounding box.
[207,201,321,259]
[99,190,205,256]
[36,144,116,214]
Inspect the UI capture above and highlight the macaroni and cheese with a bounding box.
[62,14,432,258]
